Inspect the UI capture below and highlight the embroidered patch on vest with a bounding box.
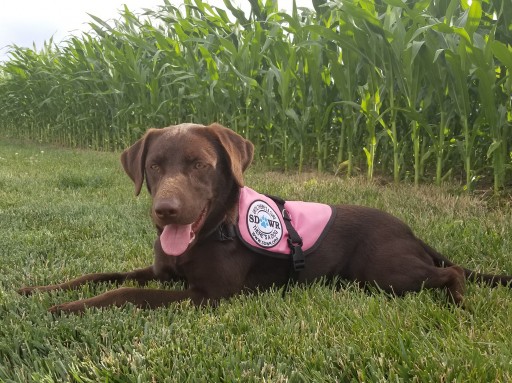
[246,199,283,248]
[236,187,336,258]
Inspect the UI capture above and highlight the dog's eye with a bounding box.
[150,164,160,171]
[194,161,206,170]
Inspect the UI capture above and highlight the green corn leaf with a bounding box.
[381,0,407,8]
[465,0,482,39]
[491,41,512,69]
[487,140,503,159]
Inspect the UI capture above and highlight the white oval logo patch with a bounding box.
[246,200,283,248]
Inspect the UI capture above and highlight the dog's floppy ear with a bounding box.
[207,123,254,187]
[121,129,159,195]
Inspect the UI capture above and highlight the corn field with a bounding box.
[0,0,511,192]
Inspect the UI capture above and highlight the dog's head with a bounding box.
[120,123,253,256]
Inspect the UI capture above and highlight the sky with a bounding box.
[0,0,313,62]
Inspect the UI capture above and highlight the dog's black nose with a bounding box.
[154,198,181,219]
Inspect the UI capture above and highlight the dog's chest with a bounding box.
[236,187,336,258]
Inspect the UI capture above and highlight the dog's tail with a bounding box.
[420,240,512,288]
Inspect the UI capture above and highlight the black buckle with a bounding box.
[289,241,305,271]
[268,197,306,273]
[215,224,235,242]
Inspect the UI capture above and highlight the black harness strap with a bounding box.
[266,195,305,272]
[265,195,306,297]
[212,194,305,297]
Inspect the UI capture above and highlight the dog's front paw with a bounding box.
[17,286,39,296]
[49,301,86,316]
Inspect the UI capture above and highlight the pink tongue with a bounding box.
[160,224,194,256]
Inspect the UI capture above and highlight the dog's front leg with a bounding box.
[48,287,208,315]
[18,266,159,295]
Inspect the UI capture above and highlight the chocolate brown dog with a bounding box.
[18,123,512,314]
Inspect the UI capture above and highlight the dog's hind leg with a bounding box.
[369,264,466,305]
[375,264,465,304]
[421,265,466,304]
[357,242,466,304]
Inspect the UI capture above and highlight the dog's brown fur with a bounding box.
[18,123,512,314]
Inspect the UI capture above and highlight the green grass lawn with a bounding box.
[1,139,512,382]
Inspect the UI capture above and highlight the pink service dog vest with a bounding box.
[236,187,336,258]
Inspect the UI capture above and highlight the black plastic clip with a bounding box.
[289,241,305,271]
[282,208,305,271]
